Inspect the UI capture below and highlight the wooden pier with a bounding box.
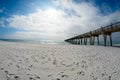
[65,22,120,46]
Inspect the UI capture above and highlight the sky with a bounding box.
[0,0,120,41]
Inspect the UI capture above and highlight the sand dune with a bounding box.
[0,41,120,80]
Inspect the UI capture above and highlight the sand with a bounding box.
[0,41,120,80]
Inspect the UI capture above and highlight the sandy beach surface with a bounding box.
[0,41,120,80]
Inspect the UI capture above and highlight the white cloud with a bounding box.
[7,8,68,32]
[1,0,120,41]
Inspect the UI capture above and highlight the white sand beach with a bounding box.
[0,41,120,80]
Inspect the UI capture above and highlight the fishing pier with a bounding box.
[65,22,120,46]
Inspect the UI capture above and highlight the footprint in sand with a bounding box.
[28,74,40,80]
[61,74,69,78]
[56,78,61,80]
[4,71,20,80]
[0,67,4,70]
[77,71,85,76]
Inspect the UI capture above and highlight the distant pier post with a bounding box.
[89,37,92,45]
[78,37,80,44]
[92,36,95,45]
[85,37,88,45]
[84,37,86,45]
[97,36,100,45]
[81,38,82,45]
[103,34,107,46]
[75,39,77,44]
[109,33,112,46]
[76,39,78,44]
[79,38,81,44]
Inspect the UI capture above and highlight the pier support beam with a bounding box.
[81,38,82,45]
[84,37,87,45]
[97,36,100,45]
[89,37,92,45]
[103,34,107,46]
[92,36,95,45]
[72,40,74,44]
[73,39,75,44]
[84,37,86,45]
[103,33,112,46]
[76,39,78,44]
[79,38,81,45]
[109,33,112,46]
[78,38,80,45]
[75,39,77,44]
[85,37,87,45]
[74,39,76,44]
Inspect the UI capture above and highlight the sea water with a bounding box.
[0,38,120,46]
[0,38,70,45]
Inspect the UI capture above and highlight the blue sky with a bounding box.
[0,0,120,41]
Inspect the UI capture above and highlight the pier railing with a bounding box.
[65,21,120,46]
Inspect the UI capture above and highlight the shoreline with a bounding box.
[0,41,120,80]
[0,39,120,47]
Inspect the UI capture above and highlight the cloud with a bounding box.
[1,0,120,41]
[5,8,71,40]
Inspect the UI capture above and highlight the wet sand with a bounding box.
[0,41,120,80]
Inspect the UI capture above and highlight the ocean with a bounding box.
[0,38,120,46]
[0,38,70,45]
